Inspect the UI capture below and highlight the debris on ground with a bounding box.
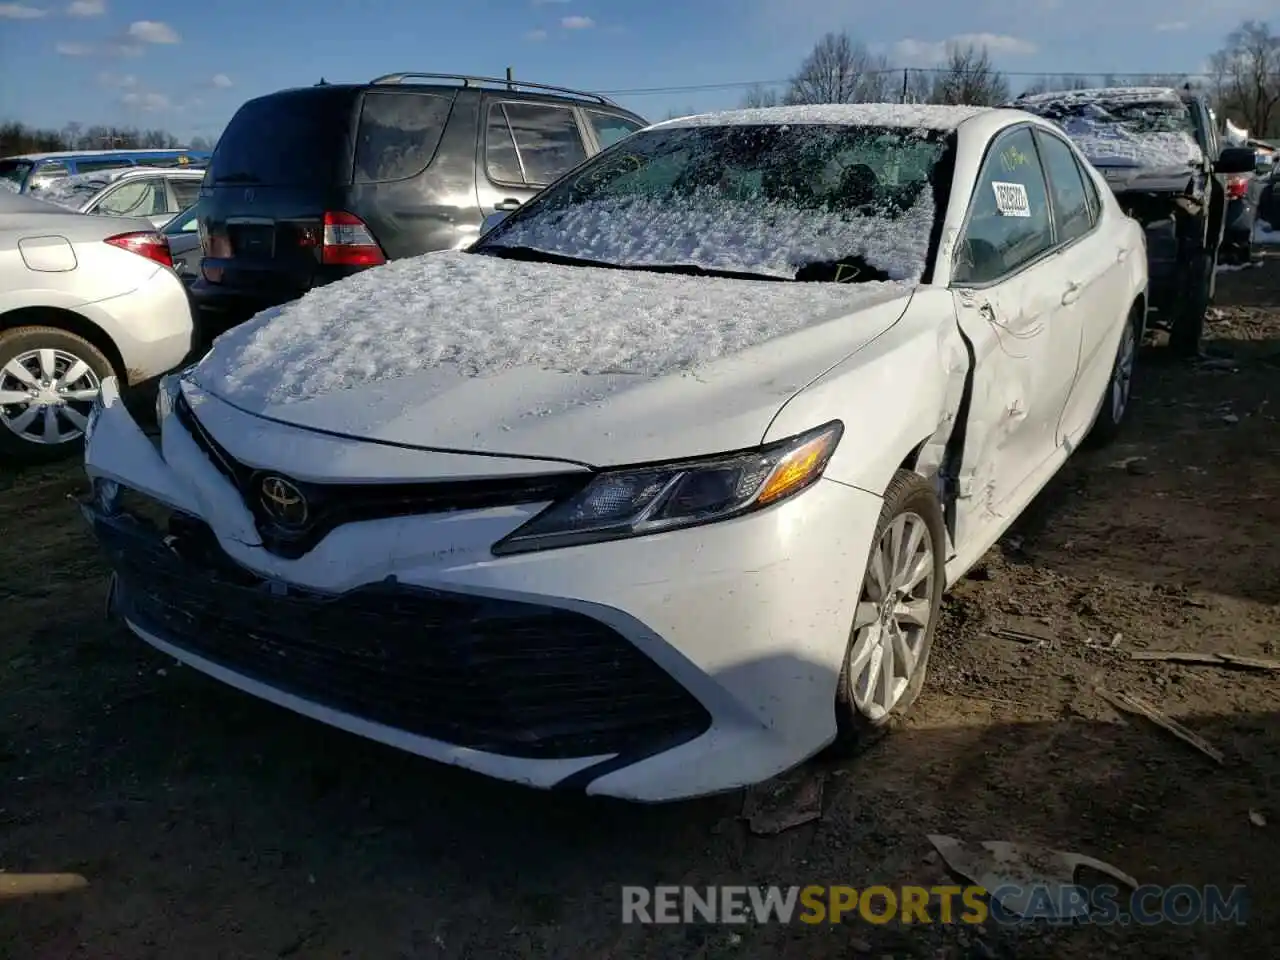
[1249,810,1267,828]
[989,618,1055,646]
[1098,689,1226,764]
[0,873,89,899]
[927,835,1137,919]
[1131,651,1280,671]
[741,769,826,835]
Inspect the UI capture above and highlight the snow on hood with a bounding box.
[193,250,912,411]
[491,185,938,283]
[29,170,120,210]
[1013,87,1203,169]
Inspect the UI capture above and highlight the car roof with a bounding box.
[4,148,208,162]
[1015,86,1186,108]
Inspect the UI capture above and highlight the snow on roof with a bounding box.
[2,148,208,162]
[1015,86,1183,107]
[29,169,127,209]
[654,103,990,131]
[1013,86,1203,169]
[193,250,912,408]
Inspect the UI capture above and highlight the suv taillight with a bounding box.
[1226,175,1249,200]
[105,231,173,269]
[321,211,386,266]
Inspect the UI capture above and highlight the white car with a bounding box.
[82,104,1146,801]
[30,166,205,230]
[0,191,194,463]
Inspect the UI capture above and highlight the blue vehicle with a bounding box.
[0,149,211,195]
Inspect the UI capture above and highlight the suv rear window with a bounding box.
[210,89,356,186]
[354,90,453,182]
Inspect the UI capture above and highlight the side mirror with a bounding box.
[480,211,508,235]
[1215,147,1257,175]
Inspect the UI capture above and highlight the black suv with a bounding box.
[1013,86,1256,356]
[192,73,648,333]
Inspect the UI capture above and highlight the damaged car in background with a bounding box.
[81,103,1146,802]
[1012,86,1256,357]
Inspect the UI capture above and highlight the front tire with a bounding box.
[829,469,946,756]
[1168,248,1213,357]
[0,326,113,465]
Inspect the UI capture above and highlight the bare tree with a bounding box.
[1210,21,1280,136]
[741,84,781,109]
[785,31,892,104]
[931,42,1011,106]
[1019,74,1091,97]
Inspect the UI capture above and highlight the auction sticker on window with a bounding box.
[991,181,1031,218]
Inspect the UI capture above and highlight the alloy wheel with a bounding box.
[0,348,102,445]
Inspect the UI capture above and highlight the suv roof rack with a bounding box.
[369,72,620,107]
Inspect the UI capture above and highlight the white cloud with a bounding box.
[126,19,179,43]
[211,73,233,88]
[121,90,171,111]
[98,71,137,87]
[524,28,547,41]
[891,32,1038,66]
[560,14,593,29]
[1155,21,1188,31]
[0,3,47,18]
[67,0,104,15]
[55,40,93,55]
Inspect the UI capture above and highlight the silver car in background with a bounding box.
[31,167,204,230]
[0,191,194,463]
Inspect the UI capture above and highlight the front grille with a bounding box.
[172,391,591,558]
[96,512,711,760]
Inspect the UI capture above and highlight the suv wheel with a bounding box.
[1168,248,1213,358]
[0,326,113,464]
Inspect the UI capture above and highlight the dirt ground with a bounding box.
[2,261,1278,960]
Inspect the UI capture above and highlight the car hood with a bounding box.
[192,251,917,467]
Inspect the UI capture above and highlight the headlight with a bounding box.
[155,364,196,422]
[491,421,843,556]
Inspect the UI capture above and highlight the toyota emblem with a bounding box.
[258,475,308,528]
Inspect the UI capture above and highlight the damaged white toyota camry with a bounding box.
[82,103,1146,802]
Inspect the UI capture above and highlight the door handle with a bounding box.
[1061,282,1082,305]
[494,198,522,211]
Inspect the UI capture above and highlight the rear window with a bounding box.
[210,89,355,186]
[354,90,453,182]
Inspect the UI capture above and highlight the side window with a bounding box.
[489,102,587,186]
[354,91,453,182]
[170,178,201,210]
[1036,131,1093,243]
[76,159,134,174]
[1077,155,1102,225]
[586,112,644,149]
[485,104,525,184]
[96,179,166,217]
[35,161,70,178]
[954,127,1053,285]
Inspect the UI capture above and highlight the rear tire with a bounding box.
[829,470,946,757]
[1085,307,1140,448]
[0,326,113,465]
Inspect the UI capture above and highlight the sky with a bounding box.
[0,0,1275,143]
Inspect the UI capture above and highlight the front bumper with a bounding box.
[83,382,883,801]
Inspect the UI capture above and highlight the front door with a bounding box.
[949,125,1082,540]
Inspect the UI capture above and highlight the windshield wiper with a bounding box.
[212,172,262,184]
[472,244,786,282]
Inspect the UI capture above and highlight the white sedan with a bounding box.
[82,104,1146,802]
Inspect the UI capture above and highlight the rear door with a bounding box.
[475,98,590,218]
[200,86,361,299]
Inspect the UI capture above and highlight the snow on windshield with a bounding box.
[1014,87,1203,168]
[30,171,116,209]
[193,250,912,407]
[484,122,948,282]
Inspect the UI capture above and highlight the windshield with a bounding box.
[475,123,949,282]
[0,159,33,193]
[35,175,108,210]
[1016,90,1203,169]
